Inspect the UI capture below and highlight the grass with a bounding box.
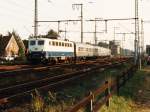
[99,66,150,112]
[29,63,131,112]
[119,70,146,98]
[99,96,134,112]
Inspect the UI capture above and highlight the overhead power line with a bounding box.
[37,19,80,34]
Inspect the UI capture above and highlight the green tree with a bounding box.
[98,42,109,48]
[46,29,59,39]
[23,39,28,49]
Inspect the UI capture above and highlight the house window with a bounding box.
[38,40,44,45]
[30,41,36,46]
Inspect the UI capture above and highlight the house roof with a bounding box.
[0,36,11,55]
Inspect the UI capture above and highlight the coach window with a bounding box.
[30,40,36,46]
[38,40,44,45]
[96,49,98,52]
[89,48,91,52]
[78,47,81,51]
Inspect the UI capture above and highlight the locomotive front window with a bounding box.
[30,41,36,46]
[38,40,44,45]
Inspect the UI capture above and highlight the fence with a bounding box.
[66,65,137,112]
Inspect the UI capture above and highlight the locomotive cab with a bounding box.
[28,38,47,63]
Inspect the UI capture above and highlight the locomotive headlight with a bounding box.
[42,51,46,56]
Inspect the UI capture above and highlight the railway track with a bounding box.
[0,60,105,78]
[0,57,127,77]
[0,61,95,88]
[0,57,131,109]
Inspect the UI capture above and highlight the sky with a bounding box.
[0,0,150,50]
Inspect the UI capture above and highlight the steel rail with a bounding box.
[0,58,131,107]
[0,61,122,105]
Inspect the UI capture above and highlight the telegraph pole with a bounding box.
[135,0,139,65]
[72,4,83,43]
[140,20,150,53]
[94,18,97,45]
[141,19,144,56]
[34,0,38,37]
[116,32,135,56]
[81,4,83,43]
[113,26,119,41]
[87,18,103,45]
[140,20,150,69]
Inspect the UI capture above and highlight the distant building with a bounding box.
[0,35,19,57]
[109,40,121,56]
[146,45,150,56]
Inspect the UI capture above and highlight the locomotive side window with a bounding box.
[65,43,67,47]
[49,41,51,45]
[59,42,61,46]
[62,42,64,46]
[67,43,69,47]
[70,44,72,47]
[30,40,36,46]
[52,41,55,46]
[56,42,58,46]
[38,40,44,45]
